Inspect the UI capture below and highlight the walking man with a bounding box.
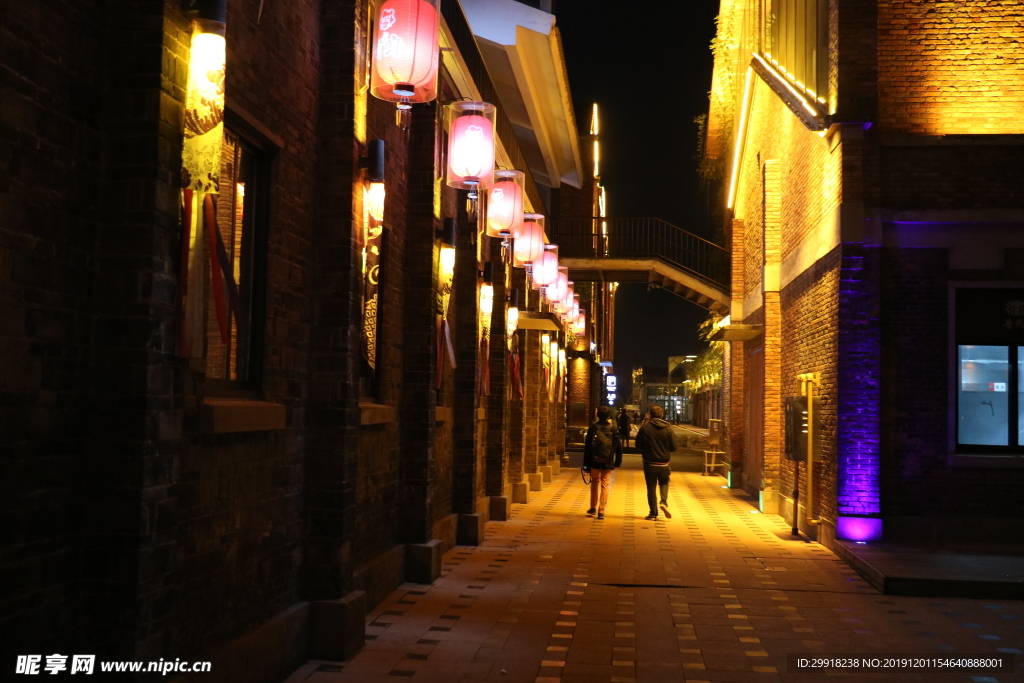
[584,406,622,520]
[634,404,676,520]
[617,405,632,448]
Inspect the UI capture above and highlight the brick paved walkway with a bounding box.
[285,458,1023,683]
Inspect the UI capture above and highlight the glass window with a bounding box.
[761,0,829,105]
[957,345,1009,446]
[205,129,266,390]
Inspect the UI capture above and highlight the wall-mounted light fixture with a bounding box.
[181,0,226,193]
[506,288,519,349]
[361,139,386,221]
[370,0,440,113]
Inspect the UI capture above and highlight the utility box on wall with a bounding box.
[785,396,820,461]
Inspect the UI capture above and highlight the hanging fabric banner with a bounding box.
[509,333,524,400]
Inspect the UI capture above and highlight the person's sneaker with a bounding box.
[644,514,658,521]
[660,503,672,519]
[597,511,605,519]
[586,508,597,516]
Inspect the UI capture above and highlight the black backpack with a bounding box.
[591,422,617,467]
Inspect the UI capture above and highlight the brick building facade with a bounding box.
[0,0,587,678]
[708,0,1024,547]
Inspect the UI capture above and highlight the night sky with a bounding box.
[554,0,722,399]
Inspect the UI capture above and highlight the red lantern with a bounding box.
[532,247,559,287]
[486,170,524,237]
[572,311,586,336]
[545,267,568,303]
[553,283,574,313]
[513,214,544,266]
[370,0,440,105]
[447,102,496,189]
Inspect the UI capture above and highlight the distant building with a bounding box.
[707,0,1024,545]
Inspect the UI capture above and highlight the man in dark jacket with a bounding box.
[634,404,676,520]
[616,405,632,447]
[583,406,623,520]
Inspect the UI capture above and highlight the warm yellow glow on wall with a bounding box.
[726,67,754,210]
[753,54,818,118]
[593,139,600,178]
[590,103,599,135]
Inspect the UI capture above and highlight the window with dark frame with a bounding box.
[205,128,268,392]
[955,287,1024,454]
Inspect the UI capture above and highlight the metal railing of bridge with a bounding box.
[549,217,729,290]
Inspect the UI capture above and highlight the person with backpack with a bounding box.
[583,405,623,520]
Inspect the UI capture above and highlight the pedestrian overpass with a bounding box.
[549,218,730,314]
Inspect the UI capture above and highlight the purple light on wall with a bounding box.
[837,250,882,519]
[837,516,883,542]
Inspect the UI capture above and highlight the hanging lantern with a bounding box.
[513,214,544,266]
[486,170,525,237]
[544,267,569,304]
[532,246,559,288]
[572,311,586,336]
[447,101,496,189]
[560,294,579,321]
[369,0,440,107]
[553,283,574,314]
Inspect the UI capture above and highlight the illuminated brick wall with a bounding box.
[878,0,1024,135]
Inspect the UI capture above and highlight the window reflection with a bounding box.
[958,345,1008,446]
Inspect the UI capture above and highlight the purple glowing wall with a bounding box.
[837,516,883,542]
[836,249,882,536]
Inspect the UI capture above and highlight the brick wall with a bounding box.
[0,0,105,657]
[880,143,1024,211]
[485,238,510,497]
[164,0,321,660]
[778,248,843,525]
[452,198,483,515]
[307,0,362,601]
[878,0,1024,135]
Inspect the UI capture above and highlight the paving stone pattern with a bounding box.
[285,459,1023,682]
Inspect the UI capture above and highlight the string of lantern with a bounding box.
[365,0,586,387]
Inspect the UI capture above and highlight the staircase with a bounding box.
[549,217,730,313]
